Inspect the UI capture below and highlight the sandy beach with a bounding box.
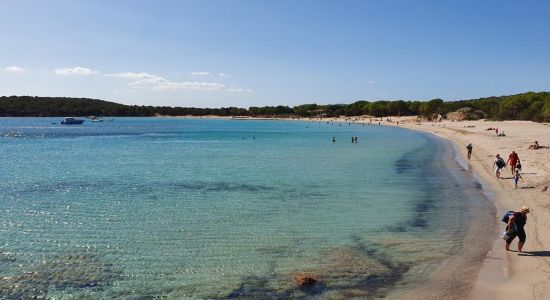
[284,115,550,298]
[371,117,550,299]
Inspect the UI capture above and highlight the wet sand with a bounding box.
[377,117,550,299]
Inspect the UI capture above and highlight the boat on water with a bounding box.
[61,117,85,125]
[89,116,104,122]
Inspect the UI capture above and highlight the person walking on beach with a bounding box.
[505,206,530,252]
[466,143,473,160]
[493,154,505,178]
[507,151,520,174]
[514,168,524,189]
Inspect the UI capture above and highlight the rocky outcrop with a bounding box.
[294,273,318,286]
[446,107,485,121]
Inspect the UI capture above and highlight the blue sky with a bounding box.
[1,0,549,107]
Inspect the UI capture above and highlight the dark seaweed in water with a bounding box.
[222,239,409,299]
[0,253,119,299]
[394,156,414,174]
[167,181,276,193]
[226,275,294,299]
[387,137,445,232]
[0,252,16,263]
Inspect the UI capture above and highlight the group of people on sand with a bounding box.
[493,151,523,187]
[466,143,531,253]
[468,144,524,187]
[485,127,506,137]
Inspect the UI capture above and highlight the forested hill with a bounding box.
[1,92,550,122]
[0,96,246,117]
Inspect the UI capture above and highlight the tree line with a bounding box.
[1,92,550,122]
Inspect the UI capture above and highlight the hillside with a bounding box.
[1,92,549,122]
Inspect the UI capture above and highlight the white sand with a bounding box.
[379,117,550,299]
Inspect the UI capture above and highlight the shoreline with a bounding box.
[383,131,497,299]
[186,115,550,298]
[377,117,550,300]
[303,115,550,299]
[334,116,550,299]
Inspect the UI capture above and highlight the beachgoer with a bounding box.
[505,206,530,252]
[355,137,358,143]
[466,143,473,160]
[332,136,336,143]
[514,169,524,189]
[493,154,505,178]
[351,137,354,143]
[507,151,520,174]
[495,128,499,135]
[528,140,541,150]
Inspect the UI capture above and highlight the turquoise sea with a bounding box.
[0,118,494,299]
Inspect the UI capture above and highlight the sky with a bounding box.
[1,0,549,108]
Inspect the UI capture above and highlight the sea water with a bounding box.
[0,118,494,298]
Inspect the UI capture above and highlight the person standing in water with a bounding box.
[505,206,530,252]
[332,136,336,143]
[466,143,473,160]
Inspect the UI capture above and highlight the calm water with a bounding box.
[0,118,493,299]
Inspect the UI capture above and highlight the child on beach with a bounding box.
[514,168,524,189]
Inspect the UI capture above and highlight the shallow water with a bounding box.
[0,118,493,298]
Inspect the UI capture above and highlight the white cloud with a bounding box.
[106,71,225,91]
[156,81,224,91]
[105,72,166,85]
[54,66,98,76]
[368,80,376,85]
[4,66,25,73]
[218,72,230,78]
[191,71,210,76]
[227,88,253,93]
